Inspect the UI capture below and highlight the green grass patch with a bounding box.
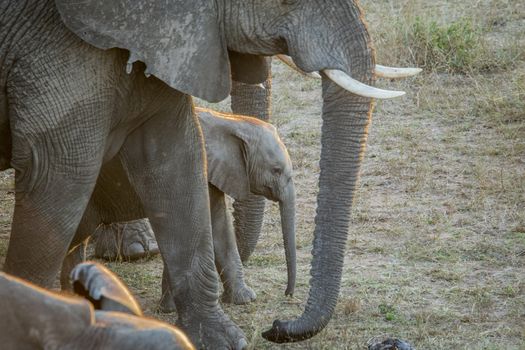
[409,18,486,72]
[501,285,519,298]
[373,10,521,74]
[378,303,399,321]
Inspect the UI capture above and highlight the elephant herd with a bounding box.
[0,0,421,348]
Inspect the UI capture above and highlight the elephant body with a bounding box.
[0,262,194,349]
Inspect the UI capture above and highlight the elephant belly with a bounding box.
[103,127,130,163]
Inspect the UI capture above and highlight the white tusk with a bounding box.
[277,55,421,81]
[126,52,140,75]
[375,65,422,79]
[323,69,405,99]
[276,55,322,79]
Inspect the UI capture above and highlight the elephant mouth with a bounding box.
[264,186,277,201]
[252,185,277,202]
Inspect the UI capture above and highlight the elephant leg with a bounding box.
[230,72,272,262]
[209,184,256,304]
[230,74,272,122]
[160,187,258,307]
[3,41,121,288]
[61,156,147,288]
[5,134,103,288]
[159,261,176,312]
[159,178,256,308]
[119,95,246,349]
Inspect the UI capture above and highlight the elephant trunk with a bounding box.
[263,73,374,342]
[231,74,272,262]
[278,181,296,297]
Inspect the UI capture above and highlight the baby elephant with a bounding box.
[94,107,296,306]
[0,262,194,350]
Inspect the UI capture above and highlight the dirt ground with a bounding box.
[0,0,524,349]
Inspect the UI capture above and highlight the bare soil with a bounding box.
[1,0,524,349]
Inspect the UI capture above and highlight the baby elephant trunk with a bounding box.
[279,181,297,296]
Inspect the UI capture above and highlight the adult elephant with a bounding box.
[0,0,419,347]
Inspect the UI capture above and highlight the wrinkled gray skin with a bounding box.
[1,0,385,346]
[0,262,194,350]
[96,107,296,306]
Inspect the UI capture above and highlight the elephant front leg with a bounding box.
[5,138,102,287]
[209,184,256,305]
[119,97,246,349]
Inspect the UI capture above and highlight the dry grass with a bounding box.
[1,0,525,348]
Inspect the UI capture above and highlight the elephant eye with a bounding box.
[272,167,283,175]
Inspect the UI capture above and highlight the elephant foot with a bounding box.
[222,284,257,305]
[178,308,247,350]
[93,219,160,261]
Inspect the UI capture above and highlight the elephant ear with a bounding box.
[71,262,143,316]
[229,51,271,85]
[198,109,251,200]
[55,0,230,102]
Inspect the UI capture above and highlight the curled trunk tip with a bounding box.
[262,319,323,343]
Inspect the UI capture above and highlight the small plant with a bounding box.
[378,303,397,321]
[406,17,487,73]
[502,285,518,298]
[373,12,520,74]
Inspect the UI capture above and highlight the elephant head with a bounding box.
[55,0,420,343]
[198,108,296,296]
